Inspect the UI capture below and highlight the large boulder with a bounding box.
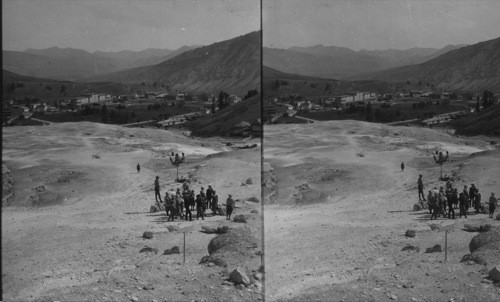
[143,231,154,239]
[229,268,251,285]
[469,227,500,253]
[461,242,500,265]
[205,226,259,269]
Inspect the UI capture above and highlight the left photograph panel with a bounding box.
[2,0,263,301]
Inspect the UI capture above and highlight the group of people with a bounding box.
[154,176,236,222]
[418,174,497,219]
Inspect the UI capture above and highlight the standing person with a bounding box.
[154,176,162,203]
[190,189,196,211]
[447,190,455,219]
[226,194,235,220]
[167,194,176,222]
[164,192,171,216]
[430,192,439,220]
[401,162,405,172]
[211,190,219,215]
[137,163,141,173]
[418,175,426,202]
[196,194,205,220]
[438,187,447,217]
[489,193,497,218]
[206,185,214,210]
[200,187,207,211]
[459,192,468,218]
[184,193,192,221]
[175,190,184,219]
[474,190,482,213]
[452,188,459,209]
[469,184,478,208]
[427,190,435,215]
[463,185,470,208]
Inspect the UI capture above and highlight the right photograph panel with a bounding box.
[262,1,500,301]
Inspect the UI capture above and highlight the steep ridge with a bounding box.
[348,37,500,91]
[84,31,261,94]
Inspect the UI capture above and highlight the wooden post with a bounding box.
[177,225,193,264]
[445,230,448,262]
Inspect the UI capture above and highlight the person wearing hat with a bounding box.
[195,194,205,220]
[418,174,425,202]
[206,185,214,210]
[469,184,478,208]
[154,176,162,203]
[489,192,497,218]
[226,194,235,220]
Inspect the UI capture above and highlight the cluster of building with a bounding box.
[69,93,113,107]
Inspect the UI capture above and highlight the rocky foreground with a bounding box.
[264,121,500,301]
[2,122,263,302]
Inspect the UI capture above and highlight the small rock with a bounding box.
[251,209,259,214]
[402,244,420,252]
[489,266,500,282]
[131,297,139,302]
[222,280,233,286]
[253,272,263,280]
[429,224,441,231]
[235,284,245,290]
[166,225,178,232]
[230,268,251,285]
[405,230,416,238]
[163,246,180,255]
[207,262,215,267]
[425,245,442,253]
[143,231,154,239]
[139,246,158,254]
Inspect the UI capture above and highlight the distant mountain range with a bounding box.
[263,44,465,80]
[3,45,198,81]
[85,31,261,94]
[348,37,500,91]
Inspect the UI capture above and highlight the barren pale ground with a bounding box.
[264,121,500,301]
[2,122,262,302]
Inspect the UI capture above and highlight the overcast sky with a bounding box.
[264,0,500,50]
[2,0,260,52]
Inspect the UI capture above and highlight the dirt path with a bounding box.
[264,121,500,301]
